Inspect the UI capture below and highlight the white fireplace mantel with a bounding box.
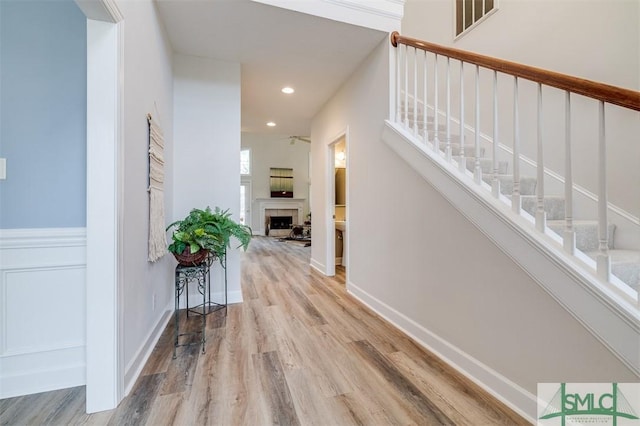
[256,198,305,235]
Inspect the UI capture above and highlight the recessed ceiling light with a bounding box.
[281,87,295,94]
[266,121,276,127]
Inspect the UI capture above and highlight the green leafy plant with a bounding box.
[166,206,252,260]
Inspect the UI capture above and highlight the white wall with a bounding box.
[310,38,637,421]
[173,54,243,303]
[115,0,175,393]
[402,0,640,220]
[241,133,310,232]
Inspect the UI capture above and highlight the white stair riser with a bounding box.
[548,222,616,252]
[521,196,566,221]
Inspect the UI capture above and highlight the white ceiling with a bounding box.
[155,0,387,136]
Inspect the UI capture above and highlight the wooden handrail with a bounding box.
[391,32,640,112]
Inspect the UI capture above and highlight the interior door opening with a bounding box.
[326,133,347,278]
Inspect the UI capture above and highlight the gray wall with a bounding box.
[0,0,86,229]
[402,0,640,220]
[311,39,637,420]
[114,0,176,388]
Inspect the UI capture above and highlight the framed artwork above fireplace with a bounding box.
[270,167,293,198]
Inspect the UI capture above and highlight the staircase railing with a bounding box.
[389,31,639,307]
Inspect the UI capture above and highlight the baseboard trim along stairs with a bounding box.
[381,121,640,383]
[347,280,538,423]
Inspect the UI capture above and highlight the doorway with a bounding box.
[326,132,348,278]
[240,179,252,226]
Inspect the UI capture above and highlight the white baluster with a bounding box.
[474,65,482,184]
[492,70,500,197]
[404,45,409,128]
[564,92,576,254]
[413,47,418,137]
[596,101,610,282]
[446,57,452,161]
[433,54,440,152]
[423,50,428,144]
[458,61,466,173]
[396,42,401,123]
[512,77,521,214]
[535,83,546,232]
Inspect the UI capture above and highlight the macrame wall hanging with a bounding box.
[147,113,167,262]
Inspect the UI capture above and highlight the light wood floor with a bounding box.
[0,237,528,425]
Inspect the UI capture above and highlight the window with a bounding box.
[240,149,251,175]
[456,0,495,37]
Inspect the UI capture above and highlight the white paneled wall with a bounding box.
[0,228,86,398]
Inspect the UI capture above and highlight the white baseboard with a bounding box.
[0,346,86,399]
[347,281,537,424]
[310,258,326,274]
[124,286,243,395]
[123,309,172,395]
[228,290,243,304]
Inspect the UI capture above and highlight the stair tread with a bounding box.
[547,220,615,251]
[586,249,640,288]
[395,121,639,289]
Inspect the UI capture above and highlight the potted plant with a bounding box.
[167,206,252,266]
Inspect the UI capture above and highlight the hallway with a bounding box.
[0,237,527,425]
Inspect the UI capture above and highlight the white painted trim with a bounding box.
[325,130,349,277]
[1,356,86,399]
[75,0,122,22]
[0,228,86,249]
[453,0,499,41]
[324,0,404,20]
[382,121,640,376]
[0,228,87,399]
[419,98,640,227]
[251,0,403,32]
[123,309,172,395]
[85,16,123,412]
[347,280,537,423]
[494,137,640,226]
[326,143,336,277]
[227,290,243,305]
[1,341,85,358]
[255,198,305,236]
[310,258,326,275]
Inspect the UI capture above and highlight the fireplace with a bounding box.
[256,198,305,236]
[270,216,292,230]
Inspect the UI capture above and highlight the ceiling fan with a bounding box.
[288,136,311,145]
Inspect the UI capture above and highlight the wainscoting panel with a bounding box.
[0,228,87,399]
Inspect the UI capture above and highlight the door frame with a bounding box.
[240,177,252,229]
[77,0,124,413]
[325,129,348,277]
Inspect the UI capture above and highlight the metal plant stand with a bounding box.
[173,252,227,358]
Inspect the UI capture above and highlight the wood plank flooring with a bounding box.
[0,237,529,425]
